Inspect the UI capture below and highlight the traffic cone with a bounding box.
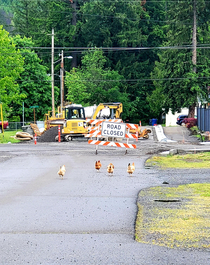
[34,133,37,145]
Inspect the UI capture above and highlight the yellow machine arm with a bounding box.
[92,103,123,119]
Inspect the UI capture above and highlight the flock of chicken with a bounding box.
[95,160,135,176]
[57,161,135,179]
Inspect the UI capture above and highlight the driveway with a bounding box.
[0,137,209,264]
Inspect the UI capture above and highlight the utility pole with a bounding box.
[60,50,64,111]
[192,0,197,72]
[51,28,55,117]
[70,0,77,68]
[22,102,24,126]
[189,0,197,118]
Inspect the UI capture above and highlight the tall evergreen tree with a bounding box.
[11,0,75,65]
[75,0,166,123]
[149,0,210,118]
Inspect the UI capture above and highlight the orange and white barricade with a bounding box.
[85,120,138,153]
[88,140,136,149]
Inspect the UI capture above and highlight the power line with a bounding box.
[2,0,210,3]
[14,75,210,84]
[1,45,210,51]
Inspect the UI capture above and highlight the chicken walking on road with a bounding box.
[95,161,102,172]
[57,165,66,179]
[127,162,135,176]
[107,163,114,176]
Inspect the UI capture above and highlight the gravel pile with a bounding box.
[37,126,62,142]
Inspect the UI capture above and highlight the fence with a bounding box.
[197,107,210,132]
[6,121,44,131]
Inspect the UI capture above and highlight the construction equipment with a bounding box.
[129,126,151,139]
[44,104,88,141]
[44,102,151,141]
[44,106,65,130]
[61,104,88,141]
[85,102,123,121]
[92,102,123,119]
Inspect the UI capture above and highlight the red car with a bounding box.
[0,121,9,133]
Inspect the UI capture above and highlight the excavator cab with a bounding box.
[62,104,88,141]
[65,105,85,120]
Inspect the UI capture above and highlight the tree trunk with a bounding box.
[189,102,196,118]
[192,0,197,70]
[189,0,197,118]
[71,0,77,68]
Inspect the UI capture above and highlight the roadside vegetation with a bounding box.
[135,153,210,250]
[1,1,210,124]
[146,152,210,169]
[0,130,20,143]
[135,183,210,250]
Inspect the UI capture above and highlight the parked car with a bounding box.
[176,115,188,126]
[0,121,9,133]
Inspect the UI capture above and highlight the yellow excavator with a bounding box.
[44,102,151,141]
[86,102,151,139]
[44,104,88,141]
[91,102,123,120]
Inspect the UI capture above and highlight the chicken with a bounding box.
[95,160,102,172]
[127,163,135,176]
[107,163,114,176]
[57,165,66,179]
[131,162,135,172]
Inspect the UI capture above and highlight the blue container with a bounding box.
[152,118,157,126]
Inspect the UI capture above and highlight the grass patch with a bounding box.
[0,130,20,144]
[135,183,210,250]
[146,152,210,169]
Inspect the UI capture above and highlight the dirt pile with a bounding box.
[37,126,62,142]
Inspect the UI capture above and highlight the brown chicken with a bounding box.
[95,161,102,172]
[57,165,66,179]
[127,162,135,176]
[131,162,135,172]
[107,163,114,176]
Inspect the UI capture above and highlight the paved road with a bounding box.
[0,136,209,264]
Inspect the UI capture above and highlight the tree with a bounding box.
[11,0,75,63]
[65,49,130,120]
[75,0,166,123]
[0,25,25,118]
[11,35,59,121]
[149,0,210,118]
[9,0,168,123]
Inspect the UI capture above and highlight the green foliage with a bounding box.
[7,0,210,123]
[0,25,25,117]
[75,0,167,123]
[65,48,130,119]
[11,35,59,121]
[149,0,210,116]
[11,0,75,65]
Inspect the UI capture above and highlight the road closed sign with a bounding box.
[101,122,126,138]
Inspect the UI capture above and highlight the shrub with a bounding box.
[183,118,197,129]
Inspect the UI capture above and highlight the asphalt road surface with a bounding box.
[0,134,210,264]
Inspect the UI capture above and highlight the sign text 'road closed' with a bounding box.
[101,122,126,138]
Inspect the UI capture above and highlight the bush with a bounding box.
[183,118,197,129]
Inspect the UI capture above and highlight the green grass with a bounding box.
[139,154,210,249]
[0,130,21,144]
[146,152,210,169]
[135,183,210,250]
